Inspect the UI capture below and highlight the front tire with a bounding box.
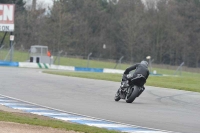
[114,90,121,101]
[126,86,139,103]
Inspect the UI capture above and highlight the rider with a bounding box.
[121,60,150,97]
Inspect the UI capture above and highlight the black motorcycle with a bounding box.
[114,73,146,103]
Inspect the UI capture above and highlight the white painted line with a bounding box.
[0,103,33,106]
[54,117,100,121]
[86,123,131,128]
[129,131,168,133]
[32,112,70,116]
[12,107,48,110]
[0,99,17,102]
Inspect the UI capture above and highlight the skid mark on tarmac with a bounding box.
[0,94,178,133]
[147,90,200,108]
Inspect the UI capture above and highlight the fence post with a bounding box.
[114,56,124,69]
[174,62,184,76]
[10,32,14,62]
[58,50,63,65]
[87,52,92,68]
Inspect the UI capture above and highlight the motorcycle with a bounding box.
[114,73,146,103]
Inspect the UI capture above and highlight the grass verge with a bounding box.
[0,110,119,133]
[43,71,200,93]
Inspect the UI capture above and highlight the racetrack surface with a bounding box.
[0,67,200,133]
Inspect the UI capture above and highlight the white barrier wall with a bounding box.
[18,62,39,68]
[103,68,124,74]
[49,65,75,71]
[18,62,123,74]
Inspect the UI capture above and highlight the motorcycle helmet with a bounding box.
[141,60,148,67]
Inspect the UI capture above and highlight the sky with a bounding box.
[24,0,53,8]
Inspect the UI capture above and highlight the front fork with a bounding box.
[118,87,127,99]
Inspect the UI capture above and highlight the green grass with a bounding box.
[43,71,200,93]
[147,76,200,92]
[0,111,119,133]
[0,49,29,62]
[58,57,129,70]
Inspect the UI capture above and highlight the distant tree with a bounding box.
[176,0,200,67]
[45,0,110,57]
[116,0,146,63]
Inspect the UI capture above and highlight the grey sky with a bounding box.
[24,0,53,7]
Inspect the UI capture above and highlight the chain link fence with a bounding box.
[0,46,200,74]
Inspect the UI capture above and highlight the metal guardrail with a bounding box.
[0,61,162,76]
[0,61,18,67]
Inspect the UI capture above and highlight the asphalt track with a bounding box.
[0,67,200,133]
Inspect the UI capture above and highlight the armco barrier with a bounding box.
[18,62,123,74]
[75,67,103,73]
[18,62,75,71]
[18,62,39,68]
[0,61,19,67]
[103,68,124,74]
[1,61,162,75]
[50,64,75,71]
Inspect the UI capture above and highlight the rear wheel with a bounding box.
[126,86,139,103]
[114,90,121,101]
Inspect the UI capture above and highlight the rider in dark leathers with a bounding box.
[121,60,150,97]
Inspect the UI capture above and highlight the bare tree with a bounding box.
[116,0,146,63]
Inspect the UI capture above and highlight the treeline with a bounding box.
[1,0,200,67]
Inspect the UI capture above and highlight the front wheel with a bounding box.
[114,90,121,101]
[126,86,139,103]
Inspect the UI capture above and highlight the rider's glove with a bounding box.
[122,74,127,81]
[126,73,133,79]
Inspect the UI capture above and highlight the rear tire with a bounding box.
[114,90,121,101]
[126,86,139,103]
